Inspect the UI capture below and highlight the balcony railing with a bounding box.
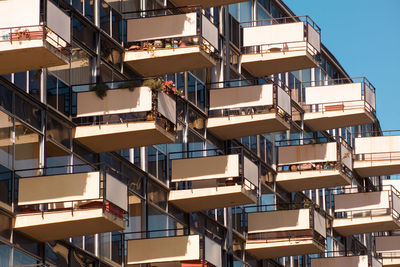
[245,203,327,259]
[239,16,320,76]
[14,163,128,241]
[124,228,222,267]
[124,6,219,76]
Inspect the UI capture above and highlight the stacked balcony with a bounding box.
[0,0,70,74]
[126,230,222,267]
[301,78,376,131]
[311,255,382,267]
[168,149,258,212]
[124,7,218,76]
[376,235,400,266]
[72,80,176,153]
[245,205,326,259]
[333,186,400,236]
[207,80,291,140]
[240,16,320,77]
[276,138,353,192]
[354,135,400,177]
[14,167,128,242]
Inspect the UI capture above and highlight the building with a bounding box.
[0,0,397,266]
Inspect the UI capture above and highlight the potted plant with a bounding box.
[90,83,109,99]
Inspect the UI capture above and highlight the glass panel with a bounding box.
[13,249,38,266]
[0,243,11,267]
[47,115,71,148]
[14,122,39,176]
[45,242,69,267]
[29,70,41,100]
[45,141,70,175]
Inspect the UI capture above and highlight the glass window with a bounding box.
[239,1,252,22]
[0,243,11,267]
[100,1,111,35]
[70,45,94,85]
[14,72,27,92]
[72,18,96,51]
[13,249,39,266]
[14,94,42,130]
[45,242,69,267]
[14,122,40,176]
[147,181,167,210]
[0,84,12,113]
[47,115,71,149]
[29,70,41,100]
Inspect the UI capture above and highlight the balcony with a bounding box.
[376,236,400,266]
[72,80,176,153]
[124,7,218,76]
[0,0,70,74]
[126,230,222,267]
[354,135,400,177]
[245,205,326,259]
[168,148,258,212]
[240,16,320,77]
[207,80,291,140]
[333,186,400,236]
[276,138,353,192]
[14,167,128,242]
[301,78,376,131]
[311,255,382,267]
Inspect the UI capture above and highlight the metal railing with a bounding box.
[71,79,177,136]
[168,147,259,196]
[298,77,376,115]
[240,15,320,56]
[333,185,400,221]
[276,136,353,177]
[15,163,128,221]
[0,24,71,58]
[208,78,292,122]
[124,6,219,59]
[244,203,327,249]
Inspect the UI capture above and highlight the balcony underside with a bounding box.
[333,215,400,236]
[276,170,352,192]
[124,46,216,77]
[241,50,317,77]
[169,185,257,213]
[14,208,125,242]
[354,160,400,177]
[207,113,290,140]
[0,40,67,75]
[381,258,400,267]
[170,0,248,8]
[245,238,324,259]
[74,121,175,153]
[303,108,375,131]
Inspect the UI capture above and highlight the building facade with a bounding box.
[0,0,397,266]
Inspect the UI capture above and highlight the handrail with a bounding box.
[300,77,375,92]
[0,24,71,56]
[240,15,320,33]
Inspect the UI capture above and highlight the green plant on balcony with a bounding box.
[90,83,109,100]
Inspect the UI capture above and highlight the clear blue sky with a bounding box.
[284,0,400,131]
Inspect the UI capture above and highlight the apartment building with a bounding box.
[0,0,397,266]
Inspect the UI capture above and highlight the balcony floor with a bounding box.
[241,50,317,77]
[169,185,257,213]
[245,238,324,259]
[207,113,290,140]
[354,160,400,177]
[276,170,352,192]
[303,107,376,131]
[73,121,175,153]
[14,208,125,242]
[124,46,216,77]
[0,40,67,75]
[333,215,400,236]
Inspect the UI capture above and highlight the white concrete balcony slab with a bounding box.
[240,16,320,77]
[169,152,258,212]
[333,187,400,236]
[0,0,71,74]
[124,8,218,76]
[277,140,352,192]
[207,82,291,139]
[14,170,128,242]
[73,84,176,153]
[246,208,326,259]
[354,135,400,177]
[302,78,376,131]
